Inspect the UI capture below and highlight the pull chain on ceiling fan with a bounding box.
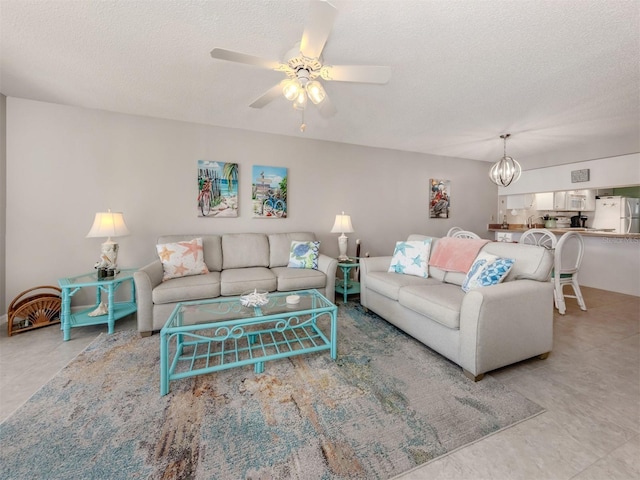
[210,0,392,129]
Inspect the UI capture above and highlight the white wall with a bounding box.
[0,94,6,314]
[498,153,640,196]
[5,98,496,307]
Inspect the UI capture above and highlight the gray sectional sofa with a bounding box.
[134,232,337,336]
[360,234,555,380]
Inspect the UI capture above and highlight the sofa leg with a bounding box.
[539,352,550,360]
[140,331,152,338]
[463,369,485,382]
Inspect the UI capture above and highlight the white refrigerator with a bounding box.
[592,196,640,233]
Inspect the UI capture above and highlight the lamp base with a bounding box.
[337,234,349,261]
[97,267,116,281]
[94,239,119,272]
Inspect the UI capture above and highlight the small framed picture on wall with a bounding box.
[429,179,450,218]
[197,160,238,217]
[252,165,288,218]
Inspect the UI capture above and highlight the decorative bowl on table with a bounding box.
[240,289,269,307]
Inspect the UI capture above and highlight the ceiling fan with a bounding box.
[210,0,391,124]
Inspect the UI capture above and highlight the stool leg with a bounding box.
[555,282,566,315]
[572,278,587,311]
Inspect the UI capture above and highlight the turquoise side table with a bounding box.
[58,269,137,341]
[335,258,360,303]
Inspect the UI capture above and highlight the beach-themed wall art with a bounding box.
[252,165,288,218]
[197,160,238,217]
[429,179,450,218]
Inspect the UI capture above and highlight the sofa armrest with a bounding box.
[459,280,554,377]
[359,256,392,307]
[133,260,163,334]
[317,254,338,303]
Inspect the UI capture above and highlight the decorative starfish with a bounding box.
[158,246,175,262]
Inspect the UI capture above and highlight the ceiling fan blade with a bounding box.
[315,94,337,118]
[321,65,392,84]
[249,82,285,108]
[300,0,338,59]
[210,48,281,70]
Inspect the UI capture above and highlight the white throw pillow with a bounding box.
[388,240,432,278]
[462,251,515,292]
[156,238,209,281]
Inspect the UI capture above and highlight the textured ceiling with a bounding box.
[1,0,639,166]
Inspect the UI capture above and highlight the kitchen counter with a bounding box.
[487,224,640,239]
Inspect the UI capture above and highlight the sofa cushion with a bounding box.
[398,284,466,329]
[365,271,439,301]
[222,234,270,269]
[388,239,432,277]
[271,266,326,291]
[152,272,221,305]
[443,271,467,286]
[156,238,209,281]
[220,267,277,296]
[288,241,320,269]
[157,235,223,272]
[482,242,552,282]
[269,232,317,267]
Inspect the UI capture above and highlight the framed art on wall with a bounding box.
[429,179,450,218]
[252,165,287,218]
[197,160,238,217]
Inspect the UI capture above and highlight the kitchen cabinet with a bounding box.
[506,194,534,210]
[535,192,554,210]
[554,191,567,210]
[583,190,596,211]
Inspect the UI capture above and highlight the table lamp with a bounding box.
[330,211,354,261]
[86,209,130,279]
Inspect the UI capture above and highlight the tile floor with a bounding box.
[1,287,638,479]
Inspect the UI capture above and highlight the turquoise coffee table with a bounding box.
[160,289,338,395]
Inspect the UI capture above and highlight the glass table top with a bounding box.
[58,268,137,286]
[164,289,334,330]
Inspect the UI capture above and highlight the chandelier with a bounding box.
[489,133,522,187]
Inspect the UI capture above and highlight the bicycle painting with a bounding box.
[252,165,287,218]
[197,160,238,217]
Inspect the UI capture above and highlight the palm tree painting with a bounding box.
[197,160,239,217]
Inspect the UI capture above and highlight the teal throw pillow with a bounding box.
[462,251,515,292]
[288,241,320,269]
[388,240,432,278]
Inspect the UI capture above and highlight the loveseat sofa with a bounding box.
[134,232,337,336]
[360,234,554,380]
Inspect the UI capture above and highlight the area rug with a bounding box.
[0,303,543,479]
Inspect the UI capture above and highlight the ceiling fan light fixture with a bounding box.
[306,80,326,104]
[489,134,522,187]
[293,90,307,110]
[282,79,302,101]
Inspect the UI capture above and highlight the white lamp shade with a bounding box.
[86,211,130,239]
[330,213,354,234]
